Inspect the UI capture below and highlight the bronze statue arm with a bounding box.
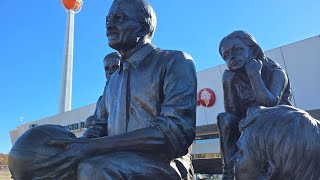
[222,69,241,115]
[248,67,288,107]
[31,124,186,179]
[87,126,166,154]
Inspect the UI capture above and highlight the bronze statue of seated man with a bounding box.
[9,0,197,179]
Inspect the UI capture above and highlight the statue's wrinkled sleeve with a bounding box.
[83,85,108,138]
[154,51,197,159]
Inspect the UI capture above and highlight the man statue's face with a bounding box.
[104,57,120,79]
[106,1,142,52]
[220,38,252,72]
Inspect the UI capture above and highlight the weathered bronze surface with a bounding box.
[217,30,292,180]
[9,0,197,179]
[84,52,120,128]
[235,105,320,180]
[9,125,77,179]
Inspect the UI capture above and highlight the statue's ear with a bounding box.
[239,106,265,132]
[260,162,272,179]
[251,47,260,59]
[264,161,277,180]
[137,23,149,38]
[246,106,265,116]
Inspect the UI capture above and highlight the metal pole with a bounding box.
[58,10,74,113]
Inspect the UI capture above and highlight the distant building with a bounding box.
[10,35,320,159]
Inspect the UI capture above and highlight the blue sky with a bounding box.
[0,0,319,153]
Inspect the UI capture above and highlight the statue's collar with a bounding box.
[122,43,155,68]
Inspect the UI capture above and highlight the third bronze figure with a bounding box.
[217,30,292,180]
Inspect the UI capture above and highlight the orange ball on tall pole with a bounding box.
[61,0,83,12]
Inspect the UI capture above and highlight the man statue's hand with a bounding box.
[30,138,90,180]
[245,58,263,76]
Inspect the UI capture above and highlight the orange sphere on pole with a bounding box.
[62,0,83,11]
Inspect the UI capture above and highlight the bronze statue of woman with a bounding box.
[217,30,292,180]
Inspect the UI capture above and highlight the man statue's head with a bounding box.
[234,105,320,180]
[106,0,157,53]
[103,52,121,79]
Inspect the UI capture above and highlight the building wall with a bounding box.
[196,65,226,126]
[268,36,320,110]
[10,104,96,143]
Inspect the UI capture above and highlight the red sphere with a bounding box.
[62,0,83,11]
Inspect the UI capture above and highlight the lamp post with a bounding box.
[58,0,83,113]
